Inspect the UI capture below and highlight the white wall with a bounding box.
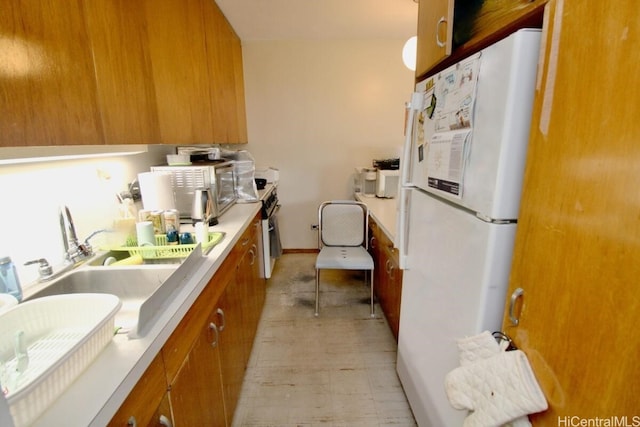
[242,39,414,249]
[0,145,173,287]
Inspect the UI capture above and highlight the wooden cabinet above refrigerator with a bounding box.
[415,0,547,79]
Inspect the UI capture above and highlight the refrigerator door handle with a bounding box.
[396,187,410,270]
[400,92,423,187]
[397,92,423,270]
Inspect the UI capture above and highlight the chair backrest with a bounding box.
[318,201,368,248]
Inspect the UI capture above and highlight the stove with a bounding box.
[258,185,281,278]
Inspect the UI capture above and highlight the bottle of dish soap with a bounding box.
[0,256,23,302]
[113,198,138,247]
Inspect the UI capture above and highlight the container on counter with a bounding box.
[0,256,23,301]
[163,209,180,233]
[149,210,165,234]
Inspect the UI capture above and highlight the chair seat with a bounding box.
[316,246,374,270]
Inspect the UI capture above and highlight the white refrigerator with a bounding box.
[395,29,541,426]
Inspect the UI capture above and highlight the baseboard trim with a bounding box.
[282,248,319,254]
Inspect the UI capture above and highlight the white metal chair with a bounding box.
[315,200,375,317]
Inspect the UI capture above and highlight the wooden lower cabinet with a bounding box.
[107,353,170,427]
[110,213,265,426]
[218,215,265,420]
[169,309,226,426]
[368,217,403,341]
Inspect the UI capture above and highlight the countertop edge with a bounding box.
[355,193,398,244]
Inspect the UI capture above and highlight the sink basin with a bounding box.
[0,293,121,426]
[25,267,176,335]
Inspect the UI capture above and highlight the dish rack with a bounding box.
[111,232,224,259]
[1,294,121,427]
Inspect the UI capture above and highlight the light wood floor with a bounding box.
[232,253,417,427]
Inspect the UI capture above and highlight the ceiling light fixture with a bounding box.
[402,36,417,71]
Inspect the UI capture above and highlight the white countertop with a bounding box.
[355,193,398,244]
[28,200,263,427]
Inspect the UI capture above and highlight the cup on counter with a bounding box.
[179,232,194,245]
[194,221,209,244]
[136,221,155,246]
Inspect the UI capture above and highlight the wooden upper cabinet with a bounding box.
[1,0,247,147]
[203,0,248,144]
[231,34,248,143]
[144,0,247,144]
[144,0,215,144]
[0,0,103,146]
[83,0,160,144]
[415,0,454,79]
[416,0,547,79]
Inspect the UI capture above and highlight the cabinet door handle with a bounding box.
[509,287,525,326]
[216,307,226,332]
[370,236,376,249]
[127,416,137,427]
[242,237,250,246]
[385,259,392,275]
[436,16,447,47]
[159,415,173,427]
[209,322,219,347]
[249,245,257,265]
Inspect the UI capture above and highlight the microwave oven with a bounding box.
[151,161,236,223]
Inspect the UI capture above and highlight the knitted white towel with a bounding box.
[445,350,548,427]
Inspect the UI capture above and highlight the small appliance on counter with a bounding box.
[191,188,216,226]
[376,169,400,198]
[151,161,236,224]
[176,145,221,161]
[373,158,400,170]
[355,167,378,197]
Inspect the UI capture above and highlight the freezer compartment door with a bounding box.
[410,29,541,220]
[397,189,517,426]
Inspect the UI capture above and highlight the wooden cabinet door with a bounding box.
[170,308,226,427]
[415,0,454,78]
[149,392,172,427]
[0,0,103,146]
[144,0,215,143]
[382,244,402,341]
[202,0,248,144]
[368,217,402,340]
[243,219,266,343]
[368,218,384,300]
[501,0,640,422]
[83,0,160,144]
[108,353,168,427]
[216,270,246,425]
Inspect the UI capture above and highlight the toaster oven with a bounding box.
[151,161,236,223]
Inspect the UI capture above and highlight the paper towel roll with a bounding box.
[138,172,176,211]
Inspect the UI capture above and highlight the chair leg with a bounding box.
[370,268,375,318]
[315,268,320,316]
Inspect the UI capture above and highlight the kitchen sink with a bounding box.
[25,266,177,337]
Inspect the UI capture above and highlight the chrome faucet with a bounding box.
[25,206,106,282]
[59,205,105,263]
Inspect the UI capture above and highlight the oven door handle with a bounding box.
[267,205,280,231]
